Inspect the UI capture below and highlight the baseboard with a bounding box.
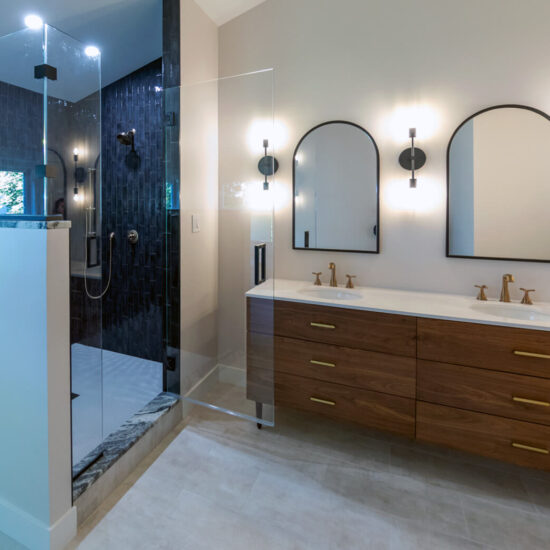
[218,364,245,387]
[50,506,77,550]
[181,363,219,418]
[0,496,76,550]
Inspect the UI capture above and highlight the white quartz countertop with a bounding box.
[246,279,550,332]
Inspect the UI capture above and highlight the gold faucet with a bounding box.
[520,288,535,305]
[329,262,337,287]
[475,285,488,301]
[499,274,515,302]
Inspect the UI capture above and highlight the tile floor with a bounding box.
[72,344,163,464]
[70,386,550,549]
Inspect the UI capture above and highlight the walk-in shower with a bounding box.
[0,22,174,487]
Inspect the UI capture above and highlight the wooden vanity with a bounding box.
[247,296,550,471]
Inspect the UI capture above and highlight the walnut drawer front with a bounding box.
[274,300,416,357]
[275,372,415,437]
[247,297,274,335]
[246,331,274,405]
[418,360,550,426]
[417,318,550,379]
[417,402,550,471]
[275,336,416,398]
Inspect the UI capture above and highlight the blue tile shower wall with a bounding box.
[101,59,165,362]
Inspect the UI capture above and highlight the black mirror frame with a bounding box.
[446,104,550,264]
[292,120,380,254]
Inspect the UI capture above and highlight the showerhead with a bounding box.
[117,129,135,148]
[117,129,140,170]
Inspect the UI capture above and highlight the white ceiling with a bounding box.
[0,0,162,98]
[195,0,266,26]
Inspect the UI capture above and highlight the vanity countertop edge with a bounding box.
[246,279,550,332]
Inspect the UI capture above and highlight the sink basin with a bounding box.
[470,302,550,322]
[298,286,362,301]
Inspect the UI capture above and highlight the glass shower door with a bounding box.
[174,69,276,426]
[45,25,103,469]
[0,26,47,217]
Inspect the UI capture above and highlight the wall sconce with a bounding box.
[73,147,86,200]
[258,139,279,191]
[398,128,426,188]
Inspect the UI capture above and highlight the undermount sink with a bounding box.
[298,286,362,301]
[470,301,550,322]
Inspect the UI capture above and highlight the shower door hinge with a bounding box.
[35,164,58,178]
[165,356,177,372]
[34,64,58,81]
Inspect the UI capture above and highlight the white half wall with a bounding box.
[0,226,75,550]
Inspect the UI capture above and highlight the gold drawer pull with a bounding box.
[310,322,336,329]
[514,351,550,360]
[310,360,336,368]
[512,396,550,407]
[310,397,336,406]
[512,442,549,455]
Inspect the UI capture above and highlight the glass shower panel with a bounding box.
[0,27,47,216]
[45,26,103,468]
[178,69,275,426]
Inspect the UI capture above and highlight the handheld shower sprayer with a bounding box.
[84,167,116,300]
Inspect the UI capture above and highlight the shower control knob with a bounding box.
[127,229,139,245]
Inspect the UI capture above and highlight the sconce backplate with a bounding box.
[399,147,427,170]
[258,155,279,176]
[75,166,87,183]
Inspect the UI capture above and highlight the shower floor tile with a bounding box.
[71,344,163,465]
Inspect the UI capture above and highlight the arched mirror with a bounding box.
[447,105,550,262]
[293,121,379,253]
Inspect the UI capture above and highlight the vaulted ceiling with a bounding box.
[0,0,266,100]
[0,0,162,91]
[194,0,266,26]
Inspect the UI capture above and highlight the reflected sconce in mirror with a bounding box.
[73,147,86,201]
[399,128,426,188]
[258,139,279,190]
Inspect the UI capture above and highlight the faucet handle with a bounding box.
[345,275,357,289]
[475,285,488,301]
[520,288,535,305]
[312,272,322,286]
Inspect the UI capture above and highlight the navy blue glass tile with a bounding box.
[101,59,165,362]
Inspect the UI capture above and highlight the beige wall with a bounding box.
[219,0,550,301]
[217,70,274,368]
[180,0,220,393]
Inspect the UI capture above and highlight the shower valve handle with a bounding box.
[127,230,139,245]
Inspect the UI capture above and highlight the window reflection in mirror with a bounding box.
[447,105,550,262]
[293,121,379,253]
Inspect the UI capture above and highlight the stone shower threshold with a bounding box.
[72,392,180,501]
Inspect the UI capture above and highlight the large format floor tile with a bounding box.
[71,393,550,549]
